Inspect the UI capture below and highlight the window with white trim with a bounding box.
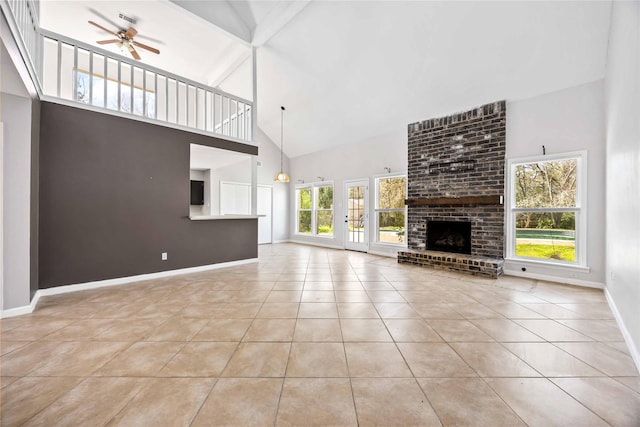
[296,183,334,237]
[375,175,406,244]
[507,151,586,266]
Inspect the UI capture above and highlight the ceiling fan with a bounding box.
[88,20,160,61]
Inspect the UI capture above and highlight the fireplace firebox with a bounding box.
[426,220,472,255]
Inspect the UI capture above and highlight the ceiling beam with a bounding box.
[251,1,311,47]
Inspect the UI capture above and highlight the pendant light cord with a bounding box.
[280,106,285,171]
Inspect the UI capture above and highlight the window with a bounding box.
[296,183,334,237]
[74,69,155,117]
[507,151,586,265]
[375,175,406,244]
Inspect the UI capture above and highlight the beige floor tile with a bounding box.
[398,343,477,377]
[25,341,128,377]
[374,302,422,318]
[256,303,300,318]
[448,303,502,319]
[514,319,594,341]
[300,290,335,303]
[222,342,291,377]
[361,281,395,291]
[615,376,640,393]
[191,378,283,426]
[106,377,214,426]
[471,318,545,342]
[552,377,640,426]
[419,378,526,426]
[352,378,442,426]
[265,291,302,302]
[332,281,364,290]
[293,318,342,342]
[410,303,464,319]
[450,342,541,377]
[286,342,348,377]
[340,318,392,342]
[485,302,546,319]
[606,341,633,355]
[276,378,357,426]
[41,318,117,341]
[243,319,296,342]
[22,377,149,427]
[0,319,74,341]
[557,319,625,341]
[272,282,304,291]
[191,318,252,341]
[0,340,30,357]
[95,342,183,376]
[0,376,20,389]
[93,318,166,341]
[366,291,406,303]
[557,303,615,319]
[520,303,585,319]
[303,281,334,290]
[486,378,609,427]
[384,319,443,342]
[0,376,83,426]
[337,302,380,318]
[503,342,604,377]
[143,317,208,341]
[345,343,412,377]
[298,302,339,318]
[555,342,640,376]
[159,342,238,377]
[334,291,371,302]
[427,319,494,342]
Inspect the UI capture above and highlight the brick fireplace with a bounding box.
[398,101,506,278]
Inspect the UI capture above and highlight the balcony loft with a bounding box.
[1,0,254,145]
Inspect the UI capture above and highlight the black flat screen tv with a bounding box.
[190,180,204,205]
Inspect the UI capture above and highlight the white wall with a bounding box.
[604,1,640,368]
[288,128,407,256]
[1,92,33,310]
[505,80,606,287]
[255,127,289,242]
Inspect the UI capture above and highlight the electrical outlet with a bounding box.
[162,252,168,261]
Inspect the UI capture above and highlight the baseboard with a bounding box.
[0,292,41,319]
[503,269,604,289]
[605,288,640,374]
[0,258,258,318]
[367,250,397,258]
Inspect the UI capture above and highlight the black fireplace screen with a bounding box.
[426,220,472,254]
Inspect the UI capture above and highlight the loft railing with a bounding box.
[1,1,253,143]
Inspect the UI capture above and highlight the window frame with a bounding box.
[295,181,335,238]
[374,173,407,246]
[506,150,587,267]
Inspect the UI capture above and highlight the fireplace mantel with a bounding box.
[404,195,503,207]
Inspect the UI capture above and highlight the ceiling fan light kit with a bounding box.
[89,20,160,61]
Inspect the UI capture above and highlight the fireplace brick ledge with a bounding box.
[398,249,504,279]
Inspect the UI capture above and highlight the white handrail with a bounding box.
[1,1,254,144]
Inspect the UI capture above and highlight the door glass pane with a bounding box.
[348,186,365,243]
[515,212,576,262]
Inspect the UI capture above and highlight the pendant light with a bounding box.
[274,105,290,183]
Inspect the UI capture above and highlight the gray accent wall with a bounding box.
[39,101,258,289]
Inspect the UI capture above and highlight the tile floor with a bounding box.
[1,243,639,426]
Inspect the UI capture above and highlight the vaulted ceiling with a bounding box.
[39,1,612,159]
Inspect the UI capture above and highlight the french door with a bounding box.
[344,179,369,252]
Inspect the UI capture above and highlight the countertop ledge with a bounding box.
[189,215,264,220]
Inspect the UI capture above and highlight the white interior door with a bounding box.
[257,185,272,244]
[220,181,251,214]
[344,179,369,252]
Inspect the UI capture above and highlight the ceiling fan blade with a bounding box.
[97,39,120,45]
[132,40,160,55]
[88,20,118,37]
[127,43,141,60]
[124,27,138,39]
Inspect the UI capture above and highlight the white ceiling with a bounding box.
[39,1,612,159]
